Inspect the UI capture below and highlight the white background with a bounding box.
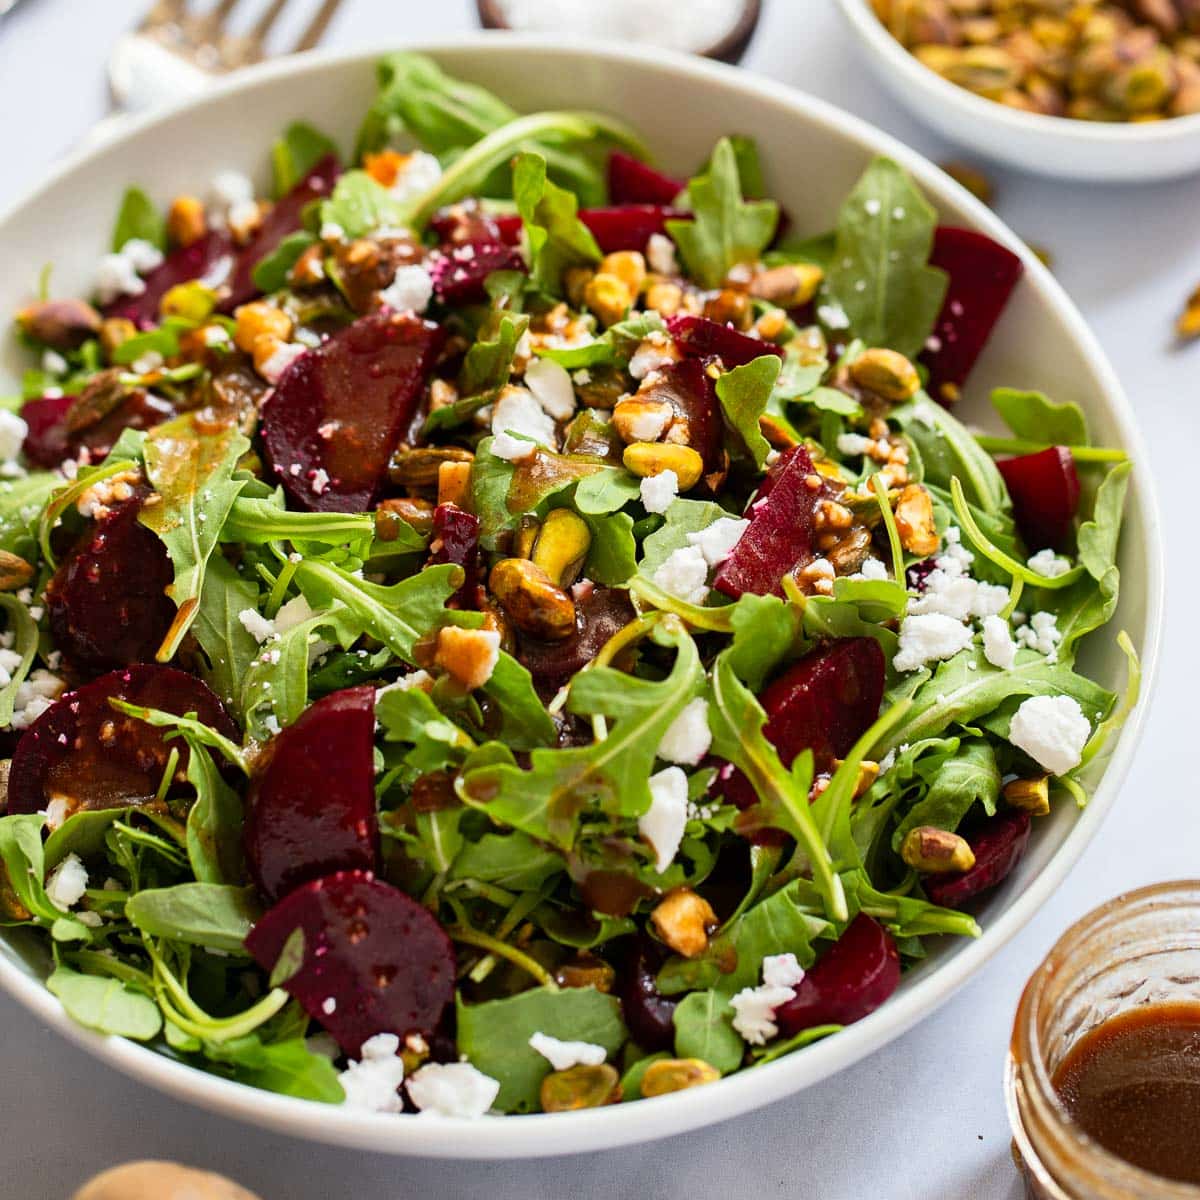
[0,1,1195,1197]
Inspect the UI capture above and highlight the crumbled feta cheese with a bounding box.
[628,334,678,381]
[130,350,164,377]
[406,1061,500,1118]
[0,410,28,464]
[41,797,70,832]
[646,232,678,275]
[729,953,805,1045]
[1015,610,1062,662]
[491,386,557,459]
[94,252,146,304]
[320,220,346,241]
[816,301,849,330]
[618,401,671,442]
[41,349,68,377]
[657,697,711,766]
[894,613,974,672]
[120,238,164,274]
[45,853,88,911]
[338,1032,407,1114]
[76,911,104,928]
[379,264,434,315]
[528,1032,607,1072]
[274,595,315,635]
[10,669,66,730]
[1009,695,1091,775]
[939,525,974,574]
[640,469,678,514]
[210,170,255,214]
[981,614,1017,670]
[377,669,433,702]
[652,545,710,606]
[851,557,889,582]
[524,357,577,421]
[639,766,689,873]
[1028,548,1072,578]
[259,341,307,384]
[836,433,874,457]
[237,609,278,643]
[490,431,537,462]
[387,151,443,205]
[434,626,500,691]
[0,646,21,687]
[686,516,749,568]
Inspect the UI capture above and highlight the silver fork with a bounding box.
[109,0,344,111]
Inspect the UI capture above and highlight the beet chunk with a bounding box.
[712,445,832,599]
[46,493,176,673]
[720,638,885,808]
[103,230,236,330]
[578,206,685,254]
[619,937,677,1053]
[516,586,636,693]
[428,503,480,608]
[7,665,236,817]
[607,153,684,206]
[21,389,174,471]
[244,687,379,903]
[923,809,1032,909]
[221,154,340,312]
[996,446,1081,552]
[261,310,445,513]
[667,314,785,368]
[428,240,525,306]
[920,226,1023,405]
[776,914,900,1035]
[244,869,456,1058]
[429,202,521,247]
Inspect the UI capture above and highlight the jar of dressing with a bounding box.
[1007,881,1200,1199]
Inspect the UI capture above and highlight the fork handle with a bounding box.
[108,32,213,112]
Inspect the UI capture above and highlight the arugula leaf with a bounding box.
[672,990,745,1073]
[139,414,251,661]
[183,730,245,884]
[821,157,947,359]
[111,186,166,252]
[318,171,407,240]
[0,814,75,928]
[377,686,473,774]
[892,738,1000,846]
[204,1036,344,1103]
[726,592,802,692]
[47,966,162,1040]
[573,468,641,515]
[126,884,260,954]
[272,121,338,197]
[221,495,385,559]
[451,311,530,405]
[192,554,262,715]
[252,231,317,294]
[1077,461,1130,583]
[716,355,782,468]
[580,508,637,586]
[0,593,37,727]
[470,439,519,550]
[513,153,602,295]
[992,388,1088,446]
[449,832,564,891]
[456,986,627,1113]
[666,138,778,290]
[536,312,665,370]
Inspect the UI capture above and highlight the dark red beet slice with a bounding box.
[923,809,1032,908]
[996,446,1081,552]
[516,585,636,693]
[776,914,900,1035]
[721,638,885,808]
[102,230,236,330]
[244,869,456,1057]
[579,206,686,254]
[261,310,445,513]
[643,359,722,478]
[7,665,237,817]
[45,493,176,673]
[607,152,684,207]
[619,937,677,1053]
[919,226,1023,404]
[712,445,831,599]
[428,503,480,609]
[21,390,175,470]
[429,202,522,247]
[667,314,785,368]
[428,240,525,306]
[244,686,378,903]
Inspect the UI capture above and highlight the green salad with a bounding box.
[0,53,1136,1117]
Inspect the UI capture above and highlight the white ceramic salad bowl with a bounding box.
[0,35,1162,1158]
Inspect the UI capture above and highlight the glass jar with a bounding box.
[1006,880,1200,1200]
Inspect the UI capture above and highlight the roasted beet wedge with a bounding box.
[429,202,522,247]
[21,390,175,471]
[244,687,379,903]
[244,869,456,1058]
[641,359,723,479]
[607,152,684,206]
[103,230,236,330]
[261,310,445,513]
[46,493,176,673]
[619,937,677,1053]
[428,241,525,306]
[222,153,340,312]
[776,914,900,1035]
[666,314,785,368]
[712,445,831,599]
[578,206,685,254]
[996,446,1081,552]
[923,809,1032,909]
[920,226,1023,404]
[428,503,480,609]
[7,665,236,817]
[516,585,636,694]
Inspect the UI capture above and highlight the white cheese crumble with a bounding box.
[120,238,165,274]
[836,433,874,457]
[981,614,1017,671]
[491,386,557,461]
[524,357,577,421]
[893,613,974,673]
[0,410,28,465]
[337,1033,407,1114]
[618,401,671,442]
[319,220,346,242]
[210,170,254,214]
[259,341,307,384]
[379,265,434,315]
[387,151,443,205]
[528,1032,607,1072]
[639,766,689,874]
[652,545,709,605]
[1016,610,1062,662]
[45,853,88,912]
[639,469,678,514]
[1009,695,1091,776]
[1028,548,1072,578]
[851,557,889,582]
[41,349,68,377]
[729,953,805,1045]
[656,696,712,766]
[646,232,678,275]
[406,1061,500,1118]
[433,626,500,691]
[628,333,678,381]
[10,670,66,730]
[274,595,316,635]
[686,516,749,568]
[237,609,278,643]
[94,253,147,304]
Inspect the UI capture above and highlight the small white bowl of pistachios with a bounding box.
[836,0,1200,181]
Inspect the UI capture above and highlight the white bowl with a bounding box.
[835,0,1200,181]
[0,34,1163,1158]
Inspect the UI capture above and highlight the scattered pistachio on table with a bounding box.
[1176,282,1200,339]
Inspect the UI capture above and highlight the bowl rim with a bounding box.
[834,0,1200,145]
[0,31,1165,1159]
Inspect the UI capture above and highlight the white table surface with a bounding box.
[0,1,1195,1197]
